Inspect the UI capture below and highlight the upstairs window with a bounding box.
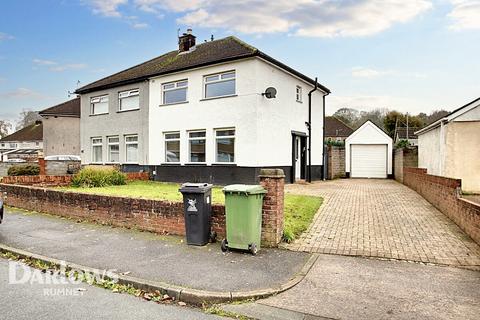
[162,80,188,105]
[215,129,235,163]
[164,132,180,163]
[118,89,139,111]
[91,95,109,115]
[125,135,139,163]
[92,138,103,163]
[108,136,120,163]
[296,86,302,103]
[188,131,206,163]
[204,71,235,99]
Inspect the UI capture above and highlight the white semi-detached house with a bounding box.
[76,31,330,184]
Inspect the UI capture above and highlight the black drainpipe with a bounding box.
[322,91,330,180]
[307,78,318,183]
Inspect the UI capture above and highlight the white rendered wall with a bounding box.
[417,126,443,176]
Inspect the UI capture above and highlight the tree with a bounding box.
[356,108,388,130]
[0,120,12,138]
[384,111,404,137]
[16,110,42,130]
[332,108,360,128]
[427,110,449,124]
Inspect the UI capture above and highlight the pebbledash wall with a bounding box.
[0,169,285,247]
[403,167,480,245]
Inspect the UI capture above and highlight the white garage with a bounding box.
[345,121,393,179]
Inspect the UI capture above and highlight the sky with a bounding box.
[0,0,479,126]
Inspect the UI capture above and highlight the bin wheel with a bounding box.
[209,231,217,243]
[249,243,258,256]
[221,239,228,252]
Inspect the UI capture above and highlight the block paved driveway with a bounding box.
[286,179,480,267]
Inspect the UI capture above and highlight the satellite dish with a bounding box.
[263,87,277,99]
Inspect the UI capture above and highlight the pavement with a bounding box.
[285,179,480,267]
[0,257,222,320]
[222,253,480,320]
[0,208,309,302]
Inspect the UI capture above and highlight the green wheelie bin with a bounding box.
[221,184,266,255]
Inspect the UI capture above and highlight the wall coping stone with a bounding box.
[259,168,285,178]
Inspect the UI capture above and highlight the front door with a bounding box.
[295,136,302,179]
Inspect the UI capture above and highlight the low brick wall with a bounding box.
[393,147,418,183]
[403,167,480,245]
[327,145,346,180]
[0,183,226,238]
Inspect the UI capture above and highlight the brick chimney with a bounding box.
[178,28,196,53]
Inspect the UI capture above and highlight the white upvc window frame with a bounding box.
[91,137,103,164]
[90,95,109,115]
[118,89,140,112]
[107,136,120,163]
[296,86,302,103]
[188,130,207,163]
[162,80,188,105]
[203,71,236,99]
[164,131,181,163]
[125,134,139,164]
[215,128,236,164]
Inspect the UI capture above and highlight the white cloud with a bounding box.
[0,88,47,100]
[351,67,427,79]
[135,0,203,13]
[85,0,127,17]
[174,0,432,37]
[448,0,480,30]
[0,32,14,41]
[33,59,87,72]
[132,22,149,29]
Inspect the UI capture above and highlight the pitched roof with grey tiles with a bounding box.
[396,127,419,140]
[0,122,43,142]
[325,116,354,137]
[75,36,330,94]
[39,97,80,117]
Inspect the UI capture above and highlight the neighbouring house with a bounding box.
[0,121,43,162]
[394,127,419,146]
[324,116,353,143]
[75,31,330,184]
[345,120,393,179]
[39,97,81,157]
[415,97,480,193]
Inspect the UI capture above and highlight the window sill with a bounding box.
[296,101,303,104]
[159,101,189,107]
[185,163,207,166]
[212,163,237,166]
[117,108,140,113]
[200,94,237,102]
[89,113,109,117]
[161,163,181,166]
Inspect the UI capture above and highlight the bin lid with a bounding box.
[223,184,266,195]
[179,183,213,193]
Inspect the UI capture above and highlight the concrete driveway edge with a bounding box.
[0,243,317,306]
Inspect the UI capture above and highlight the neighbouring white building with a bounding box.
[415,97,480,193]
[0,121,44,162]
[75,31,330,184]
[345,120,393,179]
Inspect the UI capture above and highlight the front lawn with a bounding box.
[57,180,323,241]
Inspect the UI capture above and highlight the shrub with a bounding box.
[71,167,127,188]
[8,164,40,176]
[395,139,411,149]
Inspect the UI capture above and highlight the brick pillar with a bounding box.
[259,168,285,247]
[38,157,46,176]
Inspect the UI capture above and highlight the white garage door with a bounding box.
[351,144,387,178]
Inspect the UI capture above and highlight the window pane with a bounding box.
[163,83,175,90]
[126,144,138,162]
[216,138,235,162]
[92,138,102,144]
[109,145,119,163]
[216,129,235,137]
[205,79,235,98]
[190,139,205,162]
[164,88,187,104]
[108,137,119,143]
[93,145,102,163]
[126,136,138,142]
[120,95,139,111]
[221,72,235,79]
[205,75,219,82]
[177,81,188,87]
[166,140,180,162]
[189,131,206,138]
[93,101,108,114]
[165,133,180,140]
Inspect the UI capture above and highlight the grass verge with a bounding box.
[283,194,323,243]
